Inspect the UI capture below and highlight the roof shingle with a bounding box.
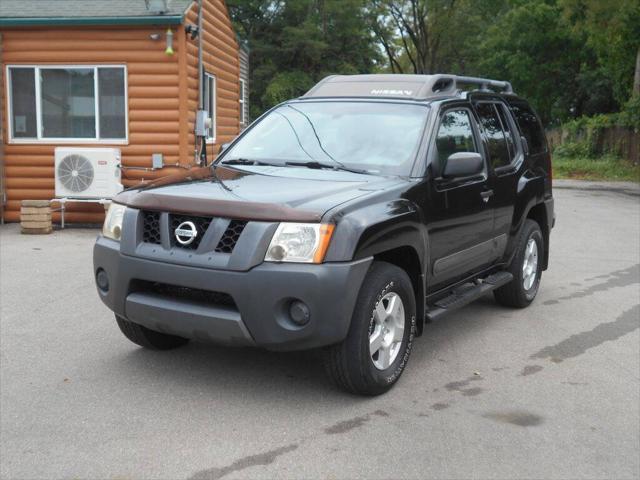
[0,0,194,19]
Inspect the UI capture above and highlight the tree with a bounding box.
[368,0,508,75]
[560,0,640,103]
[474,1,587,124]
[227,0,381,116]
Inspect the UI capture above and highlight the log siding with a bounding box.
[0,0,242,223]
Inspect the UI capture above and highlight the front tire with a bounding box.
[115,315,189,350]
[494,219,543,308]
[324,261,416,396]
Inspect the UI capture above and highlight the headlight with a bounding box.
[102,203,126,241]
[265,223,335,263]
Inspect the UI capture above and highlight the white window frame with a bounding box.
[204,72,217,144]
[5,64,129,144]
[239,79,246,126]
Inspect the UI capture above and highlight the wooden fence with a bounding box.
[546,126,639,165]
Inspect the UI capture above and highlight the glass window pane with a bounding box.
[496,104,516,159]
[225,102,429,176]
[509,101,546,155]
[475,103,510,168]
[9,68,37,138]
[207,76,216,140]
[239,80,245,124]
[436,110,477,168]
[41,68,95,138]
[98,68,126,139]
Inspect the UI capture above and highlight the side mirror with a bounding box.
[443,152,484,178]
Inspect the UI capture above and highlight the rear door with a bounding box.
[472,99,523,258]
[425,105,497,290]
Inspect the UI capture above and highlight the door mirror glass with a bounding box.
[443,152,484,178]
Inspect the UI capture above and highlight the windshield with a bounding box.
[219,101,429,176]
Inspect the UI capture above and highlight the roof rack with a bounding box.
[453,76,513,94]
[302,74,514,100]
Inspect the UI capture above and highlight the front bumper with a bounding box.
[94,237,372,351]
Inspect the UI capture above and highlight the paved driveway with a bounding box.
[1,187,638,480]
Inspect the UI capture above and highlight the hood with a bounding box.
[114,165,404,222]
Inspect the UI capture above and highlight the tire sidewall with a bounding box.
[518,223,543,302]
[357,267,416,391]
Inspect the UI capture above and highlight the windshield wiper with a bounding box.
[285,161,372,175]
[219,158,282,167]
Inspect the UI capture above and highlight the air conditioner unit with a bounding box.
[54,147,123,199]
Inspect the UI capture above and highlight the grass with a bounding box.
[552,155,640,182]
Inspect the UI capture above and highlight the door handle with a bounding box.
[480,189,494,203]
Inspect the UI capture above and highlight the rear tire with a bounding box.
[323,261,416,396]
[494,219,543,308]
[115,315,189,350]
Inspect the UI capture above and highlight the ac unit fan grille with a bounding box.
[57,154,95,193]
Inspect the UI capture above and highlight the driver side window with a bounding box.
[435,109,478,173]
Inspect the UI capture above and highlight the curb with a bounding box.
[553,180,640,197]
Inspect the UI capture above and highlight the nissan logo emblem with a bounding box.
[175,221,198,245]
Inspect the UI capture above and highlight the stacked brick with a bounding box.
[20,200,52,234]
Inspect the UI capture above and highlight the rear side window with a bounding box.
[475,102,511,169]
[508,101,547,155]
[496,103,517,160]
[435,109,478,169]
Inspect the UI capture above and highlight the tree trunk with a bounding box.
[634,46,640,97]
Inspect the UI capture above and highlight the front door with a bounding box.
[425,106,497,291]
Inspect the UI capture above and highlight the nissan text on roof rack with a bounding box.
[94,74,554,395]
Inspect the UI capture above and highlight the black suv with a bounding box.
[94,74,554,395]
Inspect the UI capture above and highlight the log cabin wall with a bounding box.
[0,32,5,223]
[185,0,241,163]
[0,1,242,224]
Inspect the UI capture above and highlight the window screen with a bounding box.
[204,73,217,141]
[8,66,126,141]
[9,68,37,138]
[98,68,126,139]
[41,68,96,138]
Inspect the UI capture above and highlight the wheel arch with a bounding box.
[525,202,549,270]
[373,246,425,336]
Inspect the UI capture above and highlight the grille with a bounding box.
[169,214,212,250]
[142,212,161,244]
[131,280,236,307]
[215,220,247,253]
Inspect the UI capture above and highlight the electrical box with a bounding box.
[152,153,164,169]
[196,110,209,137]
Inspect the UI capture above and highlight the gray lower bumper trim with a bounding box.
[126,293,255,346]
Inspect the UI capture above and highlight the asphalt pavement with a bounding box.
[1,187,638,480]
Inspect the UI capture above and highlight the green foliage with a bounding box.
[552,156,640,182]
[560,0,640,106]
[228,0,381,115]
[262,71,314,106]
[474,2,584,125]
[229,0,639,126]
[553,100,639,161]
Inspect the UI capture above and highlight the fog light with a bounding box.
[289,300,310,326]
[96,268,109,292]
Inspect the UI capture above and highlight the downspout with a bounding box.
[0,32,5,224]
[194,0,206,166]
[198,0,204,112]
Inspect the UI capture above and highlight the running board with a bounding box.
[425,271,513,322]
